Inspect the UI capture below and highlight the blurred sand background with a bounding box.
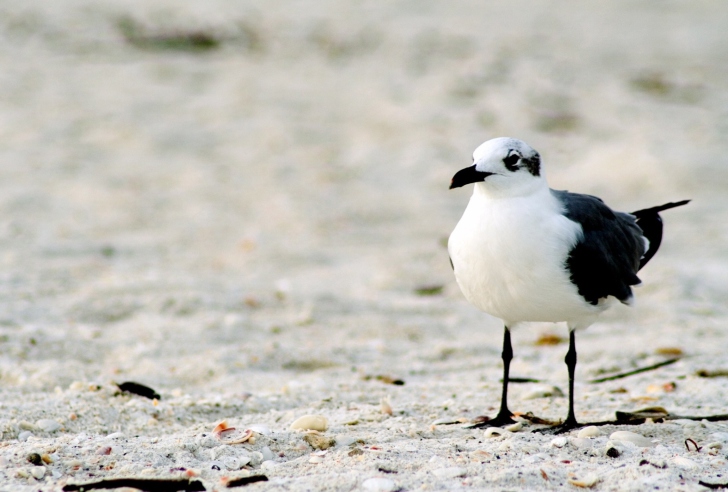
[1,1,728,490]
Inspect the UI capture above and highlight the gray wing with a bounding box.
[552,190,646,305]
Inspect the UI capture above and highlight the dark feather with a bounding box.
[552,190,645,305]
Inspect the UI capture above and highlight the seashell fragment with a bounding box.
[550,437,567,448]
[213,420,254,444]
[484,428,511,439]
[609,431,655,447]
[505,422,523,432]
[290,415,328,432]
[672,456,698,469]
[568,474,599,488]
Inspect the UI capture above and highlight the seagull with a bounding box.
[448,137,689,433]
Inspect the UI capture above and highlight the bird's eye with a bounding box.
[503,153,520,171]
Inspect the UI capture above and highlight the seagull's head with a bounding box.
[450,137,545,197]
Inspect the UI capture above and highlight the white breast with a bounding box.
[448,185,602,326]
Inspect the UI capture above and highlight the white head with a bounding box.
[450,137,546,197]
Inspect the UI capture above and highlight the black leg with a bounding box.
[563,329,578,428]
[537,329,581,434]
[468,325,516,428]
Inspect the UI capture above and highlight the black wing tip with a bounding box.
[632,199,691,217]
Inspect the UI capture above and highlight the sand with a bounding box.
[1,1,728,490]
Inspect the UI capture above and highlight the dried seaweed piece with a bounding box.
[63,478,205,491]
[225,475,269,488]
[117,381,161,400]
[699,481,728,490]
[413,285,444,296]
[589,358,680,383]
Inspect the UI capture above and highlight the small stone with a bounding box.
[19,421,36,431]
[577,426,600,438]
[222,457,242,470]
[260,446,274,462]
[309,455,324,464]
[550,437,567,448]
[609,431,655,447]
[41,454,54,464]
[248,424,271,435]
[523,386,565,400]
[18,431,33,442]
[36,418,61,432]
[362,477,396,492]
[30,466,46,479]
[290,415,328,432]
[605,446,620,458]
[432,467,467,479]
[570,437,592,449]
[261,460,277,471]
[27,453,43,466]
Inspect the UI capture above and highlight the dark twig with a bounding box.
[63,478,205,491]
[588,358,680,383]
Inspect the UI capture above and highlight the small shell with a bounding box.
[550,437,567,448]
[505,422,523,432]
[380,397,393,416]
[484,428,511,439]
[213,420,254,444]
[290,415,328,432]
[609,431,655,447]
[308,455,324,464]
[672,456,698,469]
[568,474,599,488]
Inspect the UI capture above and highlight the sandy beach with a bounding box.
[1,1,728,490]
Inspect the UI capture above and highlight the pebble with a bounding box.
[550,437,567,448]
[432,467,467,479]
[362,477,396,492]
[309,455,324,464]
[248,424,271,436]
[261,460,277,471]
[570,437,592,449]
[523,386,565,400]
[222,457,242,470]
[609,431,655,447]
[577,426,600,438]
[18,431,33,442]
[260,446,274,462]
[36,419,61,432]
[30,466,46,479]
[303,433,336,450]
[290,415,328,432]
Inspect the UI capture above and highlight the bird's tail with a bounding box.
[632,199,690,270]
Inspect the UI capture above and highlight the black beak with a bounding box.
[449,165,493,189]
